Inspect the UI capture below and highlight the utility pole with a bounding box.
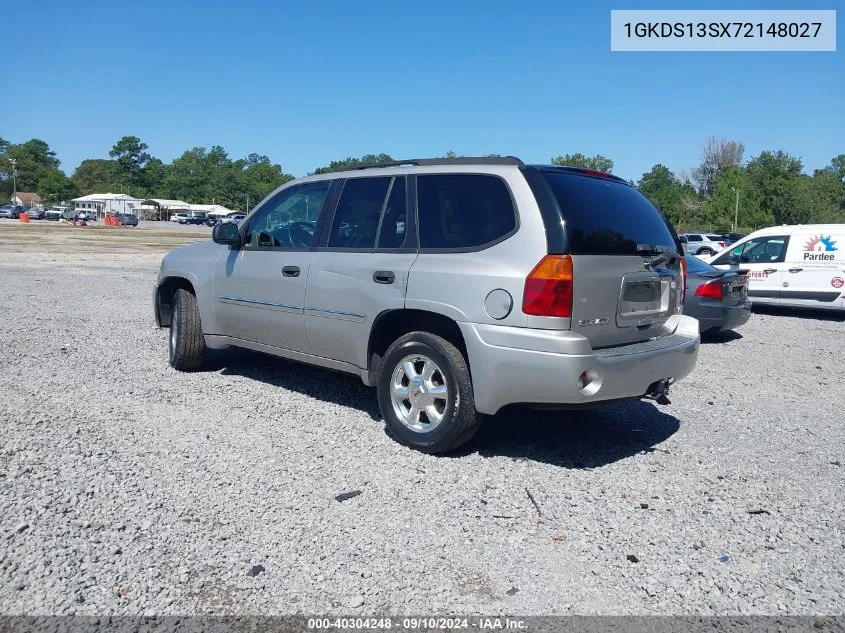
[731,186,740,231]
[10,158,17,205]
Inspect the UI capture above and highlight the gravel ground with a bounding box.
[0,242,843,616]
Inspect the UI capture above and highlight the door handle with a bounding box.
[282,265,300,278]
[373,270,395,284]
[763,268,778,274]
[788,268,803,273]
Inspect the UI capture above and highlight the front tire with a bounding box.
[377,332,481,454]
[169,288,206,371]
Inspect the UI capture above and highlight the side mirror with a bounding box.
[729,253,741,265]
[212,221,241,246]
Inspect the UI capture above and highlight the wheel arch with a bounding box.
[365,308,468,387]
[155,275,197,328]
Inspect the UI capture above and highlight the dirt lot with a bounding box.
[1,223,843,616]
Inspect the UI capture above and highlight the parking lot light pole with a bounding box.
[10,158,17,205]
[731,186,740,231]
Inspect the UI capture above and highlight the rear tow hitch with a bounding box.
[645,379,672,406]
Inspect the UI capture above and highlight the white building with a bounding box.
[72,193,143,218]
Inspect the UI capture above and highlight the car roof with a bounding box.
[744,223,845,237]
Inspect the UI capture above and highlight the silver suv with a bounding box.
[154,157,699,453]
[678,233,727,256]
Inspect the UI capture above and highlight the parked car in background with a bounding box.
[171,213,190,223]
[113,213,139,226]
[154,156,700,453]
[205,216,219,227]
[705,224,845,312]
[76,211,97,222]
[182,215,206,225]
[27,207,46,220]
[721,232,745,245]
[45,208,64,221]
[682,255,751,334]
[0,205,25,219]
[222,214,246,224]
[678,233,727,256]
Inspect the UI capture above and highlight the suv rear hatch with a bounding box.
[521,167,684,348]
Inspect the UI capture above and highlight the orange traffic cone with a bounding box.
[20,212,30,223]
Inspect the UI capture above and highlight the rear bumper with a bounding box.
[689,301,751,332]
[459,314,700,415]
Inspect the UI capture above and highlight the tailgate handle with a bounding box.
[373,270,395,284]
[763,268,778,274]
[788,268,803,273]
[282,265,300,278]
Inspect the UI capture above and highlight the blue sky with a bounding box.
[2,0,842,182]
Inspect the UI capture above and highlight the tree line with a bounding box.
[1,135,842,231]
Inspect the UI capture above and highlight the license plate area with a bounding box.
[617,271,674,326]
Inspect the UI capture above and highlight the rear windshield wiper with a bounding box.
[636,244,679,268]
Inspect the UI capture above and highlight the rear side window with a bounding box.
[541,171,678,255]
[417,174,516,249]
[685,255,717,274]
[329,177,391,248]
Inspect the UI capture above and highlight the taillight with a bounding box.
[680,257,688,304]
[523,255,574,317]
[694,280,723,300]
[717,241,726,248]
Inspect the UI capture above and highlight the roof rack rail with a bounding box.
[351,156,524,170]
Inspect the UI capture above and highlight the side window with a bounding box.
[417,174,516,249]
[712,236,788,265]
[328,177,391,249]
[376,177,407,249]
[741,236,788,263]
[244,181,330,250]
[688,234,702,242]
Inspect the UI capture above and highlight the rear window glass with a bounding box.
[685,255,716,274]
[417,174,516,249]
[542,171,678,255]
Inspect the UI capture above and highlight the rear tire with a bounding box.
[377,332,481,454]
[698,247,715,256]
[169,288,206,371]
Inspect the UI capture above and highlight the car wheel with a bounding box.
[168,288,206,371]
[698,247,715,256]
[377,331,481,454]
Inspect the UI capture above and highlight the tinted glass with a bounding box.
[542,171,677,255]
[417,174,515,249]
[244,181,329,249]
[685,255,717,274]
[706,234,723,241]
[376,177,407,249]
[712,236,788,265]
[329,177,391,249]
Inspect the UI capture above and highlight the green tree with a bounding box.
[143,158,169,197]
[637,164,700,227]
[37,171,78,206]
[2,139,61,192]
[109,136,151,193]
[240,153,294,204]
[72,159,119,195]
[704,167,767,231]
[746,150,804,224]
[164,147,212,203]
[550,153,614,173]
